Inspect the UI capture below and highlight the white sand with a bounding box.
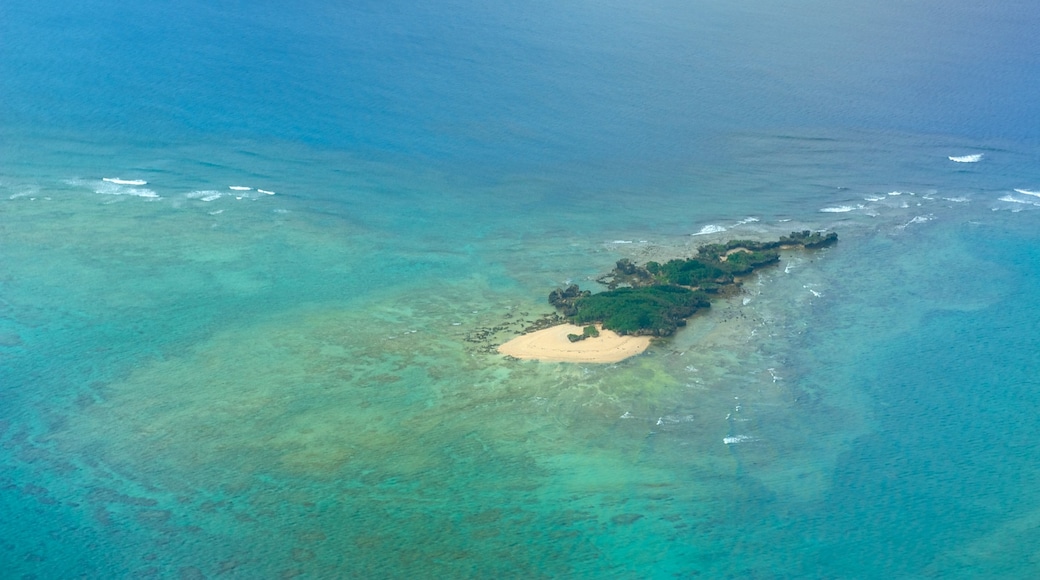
[497,324,652,363]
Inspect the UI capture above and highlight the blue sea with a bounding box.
[3,0,1040,577]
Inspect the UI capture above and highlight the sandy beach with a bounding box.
[497,324,652,363]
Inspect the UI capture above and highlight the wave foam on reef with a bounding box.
[102,177,148,186]
[997,194,1040,206]
[819,205,861,213]
[949,154,983,163]
[692,224,727,236]
[7,185,40,200]
[186,190,224,202]
[899,214,935,229]
[72,178,159,198]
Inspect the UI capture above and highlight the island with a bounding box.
[498,230,836,362]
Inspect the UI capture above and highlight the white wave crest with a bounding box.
[103,177,148,186]
[187,190,223,202]
[899,214,936,229]
[655,415,695,425]
[942,196,969,203]
[864,195,886,202]
[94,181,158,198]
[228,185,252,191]
[8,185,40,200]
[819,205,861,213]
[949,154,983,163]
[736,217,760,224]
[692,225,726,236]
[1014,189,1040,198]
[257,189,276,195]
[998,195,1032,204]
[723,435,757,445]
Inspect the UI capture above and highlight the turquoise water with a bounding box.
[4,1,1040,578]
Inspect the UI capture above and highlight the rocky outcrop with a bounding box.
[548,284,590,317]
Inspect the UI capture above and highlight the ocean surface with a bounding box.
[3,0,1040,577]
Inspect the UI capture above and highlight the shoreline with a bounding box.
[497,324,652,363]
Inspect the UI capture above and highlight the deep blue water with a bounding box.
[3,0,1040,577]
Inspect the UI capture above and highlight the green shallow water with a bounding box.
[3,154,1040,577]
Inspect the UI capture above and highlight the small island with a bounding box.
[498,230,836,362]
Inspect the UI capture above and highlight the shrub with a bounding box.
[571,286,710,336]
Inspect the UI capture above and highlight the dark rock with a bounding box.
[548,284,590,317]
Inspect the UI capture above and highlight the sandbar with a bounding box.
[497,324,652,363]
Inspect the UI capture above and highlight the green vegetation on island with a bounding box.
[549,230,837,337]
[567,325,601,343]
[572,286,711,336]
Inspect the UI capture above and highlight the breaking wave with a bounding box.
[103,177,148,186]
[63,178,159,198]
[819,205,860,213]
[692,224,727,236]
[187,190,223,202]
[899,214,936,229]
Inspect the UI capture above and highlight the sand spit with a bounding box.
[498,324,652,363]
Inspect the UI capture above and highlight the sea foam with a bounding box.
[94,180,159,198]
[998,194,1034,205]
[692,224,726,236]
[187,190,223,202]
[949,154,983,163]
[1014,189,1040,198]
[819,205,861,213]
[103,177,148,186]
[899,215,936,229]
